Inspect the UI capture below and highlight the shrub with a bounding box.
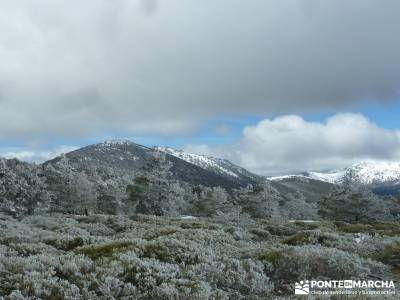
[379,242,400,268]
[77,241,137,260]
[0,213,396,299]
[258,245,388,293]
[337,223,400,236]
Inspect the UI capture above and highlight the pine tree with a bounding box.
[190,186,231,217]
[0,159,51,215]
[126,151,175,216]
[318,186,390,223]
[237,183,280,219]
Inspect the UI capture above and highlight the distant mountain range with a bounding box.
[154,144,400,195]
[1,139,400,217]
[269,161,400,196]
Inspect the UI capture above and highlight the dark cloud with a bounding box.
[140,0,158,15]
[0,0,399,141]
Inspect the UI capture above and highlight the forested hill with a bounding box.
[1,140,400,223]
[45,139,260,190]
[1,140,260,216]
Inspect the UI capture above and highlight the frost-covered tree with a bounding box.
[280,191,318,220]
[0,159,51,215]
[44,156,97,214]
[236,183,281,219]
[97,193,119,214]
[318,186,392,223]
[189,186,233,217]
[126,151,187,216]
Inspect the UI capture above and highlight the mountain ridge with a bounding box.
[1,139,400,218]
[154,146,261,182]
[269,161,400,185]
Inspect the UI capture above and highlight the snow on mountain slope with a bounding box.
[157,146,400,187]
[155,147,259,181]
[269,171,346,184]
[268,174,310,181]
[269,161,400,185]
[343,161,400,184]
[155,147,238,177]
[45,140,258,193]
[305,170,347,184]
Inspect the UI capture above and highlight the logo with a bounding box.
[295,280,310,295]
[294,280,395,296]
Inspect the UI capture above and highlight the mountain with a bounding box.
[270,161,400,185]
[46,140,259,190]
[268,176,337,203]
[340,161,400,185]
[155,146,261,183]
[269,161,400,196]
[2,140,400,218]
[1,139,264,216]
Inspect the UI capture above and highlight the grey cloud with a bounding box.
[140,0,158,15]
[0,0,399,140]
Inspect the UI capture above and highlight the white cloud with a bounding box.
[1,146,78,163]
[186,114,400,175]
[2,151,36,161]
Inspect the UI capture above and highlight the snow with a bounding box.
[347,161,400,184]
[102,139,133,146]
[269,175,309,181]
[306,170,347,184]
[180,216,197,220]
[354,233,368,244]
[288,220,319,223]
[156,147,240,178]
[269,160,400,185]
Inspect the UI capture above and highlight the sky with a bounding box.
[0,0,400,175]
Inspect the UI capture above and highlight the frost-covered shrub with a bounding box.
[153,279,212,300]
[190,258,273,297]
[78,222,115,236]
[259,245,388,290]
[0,214,397,299]
[97,276,137,298]
[380,241,400,268]
[22,215,79,230]
[57,254,94,278]
[7,242,58,257]
[118,252,181,293]
[250,228,272,241]
[264,222,297,236]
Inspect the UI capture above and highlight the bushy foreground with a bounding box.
[0,213,399,299]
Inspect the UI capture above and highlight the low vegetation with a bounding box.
[0,213,399,299]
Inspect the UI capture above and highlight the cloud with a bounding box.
[1,146,78,163]
[185,113,400,175]
[0,0,399,141]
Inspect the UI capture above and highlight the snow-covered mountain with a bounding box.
[155,147,260,182]
[1,139,262,216]
[341,161,400,185]
[45,139,258,191]
[269,161,400,186]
